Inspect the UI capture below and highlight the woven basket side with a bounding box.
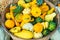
[0,0,13,12]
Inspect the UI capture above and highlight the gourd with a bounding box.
[14,30,33,39]
[15,14,22,22]
[13,5,24,16]
[47,8,55,14]
[24,0,32,3]
[42,29,49,36]
[31,6,41,17]
[34,32,43,38]
[33,23,43,33]
[22,23,33,31]
[41,22,49,29]
[48,21,56,31]
[37,0,43,6]
[45,13,56,22]
[22,8,31,14]
[36,17,43,23]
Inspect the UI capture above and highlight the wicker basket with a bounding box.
[0,0,59,40]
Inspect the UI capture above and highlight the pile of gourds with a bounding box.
[5,0,57,39]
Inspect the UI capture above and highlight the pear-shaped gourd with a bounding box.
[45,13,56,22]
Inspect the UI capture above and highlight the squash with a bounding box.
[22,23,33,31]
[31,6,41,17]
[33,23,43,33]
[40,12,47,20]
[15,14,22,22]
[22,8,31,14]
[47,8,55,14]
[13,5,24,16]
[10,27,21,33]
[14,30,33,39]
[34,32,43,38]
[24,0,32,3]
[22,14,31,23]
[6,13,11,19]
[5,20,15,29]
[37,0,43,6]
[40,3,49,13]
[36,17,43,23]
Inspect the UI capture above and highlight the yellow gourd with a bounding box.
[14,30,33,39]
[47,8,55,14]
[30,0,37,7]
[18,0,25,6]
[22,14,31,23]
[15,14,22,22]
[6,13,11,19]
[41,22,48,29]
[31,6,41,17]
[10,6,16,11]
[23,3,31,8]
[10,27,21,33]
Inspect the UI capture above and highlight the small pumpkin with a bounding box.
[40,3,49,13]
[31,6,41,17]
[33,23,43,33]
[5,20,15,29]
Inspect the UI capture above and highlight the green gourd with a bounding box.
[24,0,32,3]
[13,5,24,16]
[37,0,43,6]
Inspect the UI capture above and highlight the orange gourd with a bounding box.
[33,23,43,33]
[40,12,47,20]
